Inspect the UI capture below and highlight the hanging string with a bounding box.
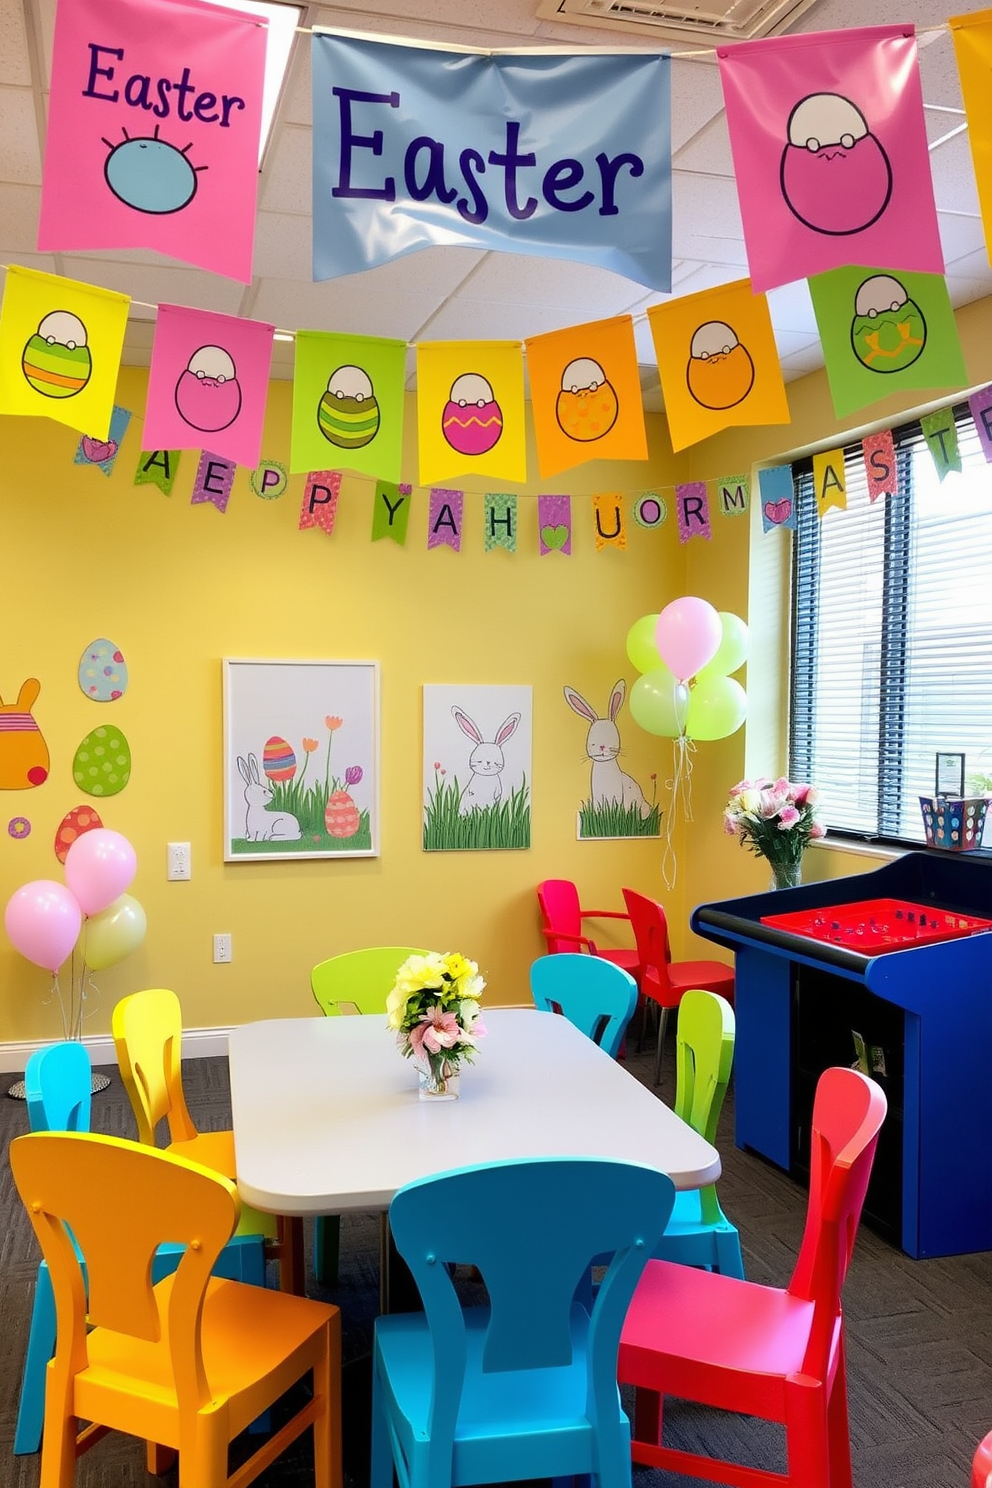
[659,689,694,891]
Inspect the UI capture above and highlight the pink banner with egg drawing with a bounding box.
[144,304,274,469]
[717,25,944,294]
[38,0,266,283]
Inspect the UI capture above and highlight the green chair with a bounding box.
[654,988,745,1278]
[310,947,428,1285]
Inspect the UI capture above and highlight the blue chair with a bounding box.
[13,1041,268,1457]
[370,1155,675,1488]
[530,952,639,1060]
[653,989,745,1279]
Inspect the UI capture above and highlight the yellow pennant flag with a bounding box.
[648,279,790,453]
[525,316,648,479]
[416,341,526,486]
[0,266,129,439]
[951,10,992,268]
[813,448,847,518]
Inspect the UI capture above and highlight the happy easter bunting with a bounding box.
[648,280,789,452]
[716,474,750,516]
[809,266,966,420]
[968,387,992,462]
[292,331,407,481]
[862,431,897,500]
[191,451,235,513]
[484,495,517,553]
[428,489,463,551]
[920,408,962,482]
[758,465,796,532]
[950,12,992,271]
[632,492,667,530]
[813,448,847,517]
[371,481,412,544]
[718,25,943,294]
[39,0,266,283]
[300,470,341,535]
[73,404,131,475]
[592,493,626,551]
[525,317,647,479]
[675,482,711,544]
[0,266,129,439]
[134,448,181,494]
[539,495,572,556]
[416,341,526,486]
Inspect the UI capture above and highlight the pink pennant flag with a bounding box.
[538,494,572,555]
[300,471,341,535]
[39,0,266,283]
[969,386,992,463]
[191,451,235,514]
[862,431,897,501]
[428,489,463,551]
[675,482,711,544]
[718,25,943,294]
[144,305,273,469]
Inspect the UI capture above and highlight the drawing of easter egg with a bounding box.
[174,346,242,432]
[780,93,892,236]
[262,736,297,782]
[850,276,927,373]
[325,789,360,838]
[555,358,619,443]
[685,321,755,410]
[442,373,503,456]
[78,638,128,702]
[317,365,381,449]
[22,312,92,399]
[72,726,131,798]
[54,804,104,864]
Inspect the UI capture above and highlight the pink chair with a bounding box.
[536,878,640,978]
[618,1066,887,1488]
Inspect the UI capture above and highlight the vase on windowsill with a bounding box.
[723,776,825,891]
[769,859,803,891]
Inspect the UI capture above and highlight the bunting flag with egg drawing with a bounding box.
[416,341,527,486]
[290,331,407,481]
[143,305,274,469]
[525,317,647,479]
[808,265,966,419]
[718,25,943,295]
[38,0,266,283]
[648,279,789,452]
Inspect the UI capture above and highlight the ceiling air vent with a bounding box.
[535,0,820,45]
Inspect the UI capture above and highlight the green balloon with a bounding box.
[83,892,147,971]
[625,614,662,674]
[685,676,747,741]
[696,612,750,682]
[630,667,689,738]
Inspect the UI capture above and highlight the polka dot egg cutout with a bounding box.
[262,736,297,782]
[555,358,619,443]
[686,321,755,410]
[22,311,92,400]
[780,93,892,236]
[317,365,381,449]
[54,805,103,864]
[72,726,132,798]
[850,275,927,373]
[442,374,503,456]
[78,638,128,702]
[325,789,360,839]
[174,345,242,433]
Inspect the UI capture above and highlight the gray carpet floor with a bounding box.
[1,1033,990,1488]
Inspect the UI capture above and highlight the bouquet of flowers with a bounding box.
[724,776,825,888]
[386,951,487,1092]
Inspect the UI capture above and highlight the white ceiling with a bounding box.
[2,0,989,412]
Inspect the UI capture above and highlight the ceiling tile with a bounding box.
[0,182,41,252]
[673,112,734,178]
[779,346,826,380]
[669,58,727,155]
[672,173,746,267]
[259,124,311,216]
[249,276,445,339]
[0,2,33,87]
[254,211,312,280]
[765,280,817,335]
[929,133,980,216]
[59,257,246,315]
[938,211,986,263]
[0,85,42,184]
[440,251,652,315]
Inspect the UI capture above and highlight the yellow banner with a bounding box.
[525,316,648,479]
[951,10,992,269]
[0,266,129,439]
[648,279,790,453]
[813,448,847,517]
[416,340,526,486]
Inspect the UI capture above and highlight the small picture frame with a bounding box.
[935,752,966,799]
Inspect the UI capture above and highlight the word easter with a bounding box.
[83,44,245,128]
[330,88,645,224]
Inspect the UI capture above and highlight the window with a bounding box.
[789,405,992,845]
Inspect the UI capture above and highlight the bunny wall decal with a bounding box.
[563,679,651,819]
[0,679,50,790]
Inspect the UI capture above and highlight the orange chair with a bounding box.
[622,887,734,1085]
[536,878,640,978]
[618,1066,886,1488]
[9,1129,341,1488]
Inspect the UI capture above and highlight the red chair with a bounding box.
[623,887,734,1085]
[536,879,640,978]
[618,1065,887,1488]
[974,1432,992,1487]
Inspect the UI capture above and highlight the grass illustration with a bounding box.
[424,773,531,851]
[578,798,662,839]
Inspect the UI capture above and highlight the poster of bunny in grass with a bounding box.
[564,679,661,840]
[223,659,379,861]
[423,685,532,851]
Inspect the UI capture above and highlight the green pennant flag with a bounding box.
[715,473,749,517]
[134,449,181,495]
[291,331,406,482]
[920,408,962,481]
[371,481,412,544]
[484,493,517,552]
[808,266,967,421]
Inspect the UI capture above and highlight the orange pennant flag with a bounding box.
[526,316,648,479]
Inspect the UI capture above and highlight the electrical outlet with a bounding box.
[213,933,232,964]
[167,842,191,881]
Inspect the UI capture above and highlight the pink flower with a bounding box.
[777,806,801,829]
[723,810,739,835]
[809,820,827,839]
[408,1006,461,1058]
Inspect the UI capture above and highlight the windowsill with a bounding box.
[810,836,904,863]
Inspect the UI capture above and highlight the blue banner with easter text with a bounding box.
[311,32,671,292]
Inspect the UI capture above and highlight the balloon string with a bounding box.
[660,733,696,891]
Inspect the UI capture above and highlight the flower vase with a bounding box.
[769,859,802,891]
[416,1058,460,1101]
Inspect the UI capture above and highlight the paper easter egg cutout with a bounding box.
[850,275,927,373]
[54,804,104,864]
[72,726,132,798]
[780,93,892,236]
[442,373,503,456]
[555,357,619,442]
[174,345,242,432]
[686,321,755,410]
[317,364,381,449]
[22,311,92,399]
[78,638,128,702]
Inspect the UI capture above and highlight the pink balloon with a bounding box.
[4,880,83,974]
[654,597,723,681]
[64,829,137,916]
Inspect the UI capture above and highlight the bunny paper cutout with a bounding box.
[237,752,302,842]
[0,679,50,790]
[451,707,521,814]
[563,680,652,820]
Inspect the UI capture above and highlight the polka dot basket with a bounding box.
[919,795,990,852]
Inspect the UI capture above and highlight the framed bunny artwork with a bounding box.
[563,679,661,840]
[422,684,532,851]
[223,659,379,861]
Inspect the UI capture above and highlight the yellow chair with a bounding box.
[9,1129,342,1488]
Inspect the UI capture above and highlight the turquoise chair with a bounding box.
[370,1156,676,1488]
[530,951,639,1059]
[13,1041,267,1456]
[653,989,745,1279]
